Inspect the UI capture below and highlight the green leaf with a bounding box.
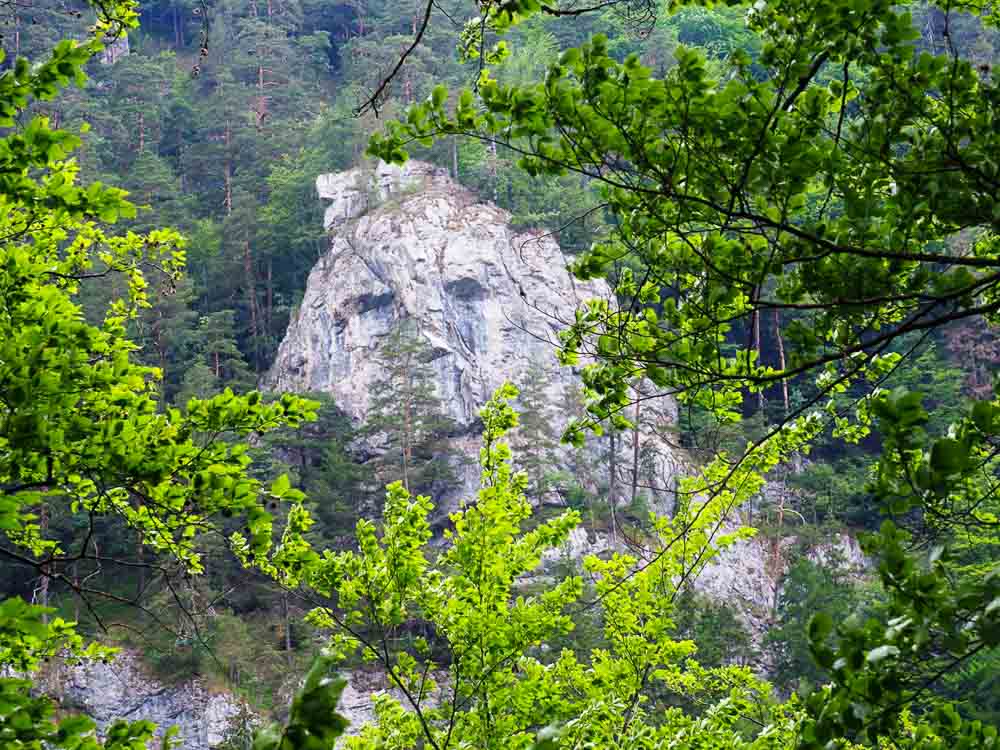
[808,612,834,642]
[930,438,967,474]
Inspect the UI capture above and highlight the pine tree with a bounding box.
[257,393,371,543]
[512,361,561,500]
[174,310,255,403]
[193,310,256,388]
[364,321,457,496]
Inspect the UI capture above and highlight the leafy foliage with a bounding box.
[6,0,1000,747]
[766,558,865,696]
[0,2,328,747]
[368,1,1000,744]
[370,0,1000,447]
[800,392,1000,748]
[252,651,349,750]
[303,385,788,750]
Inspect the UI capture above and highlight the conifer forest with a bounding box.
[2,0,1000,748]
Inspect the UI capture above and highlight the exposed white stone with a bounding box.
[808,532,867,572]
[541,525,611,567]
[55,651,246,750]
[316,161,447,231]
[268,161,679,512]
[693,524,870,652]
[336,667,447,744]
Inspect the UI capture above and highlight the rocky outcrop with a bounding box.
[43,653,421,748]
[264,157,869,675]
[694,529,866,641]
[49,651,246,750]
[266,160,680,510]
[29,166,874,743]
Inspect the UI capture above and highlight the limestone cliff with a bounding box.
[37,652,245,750]
[261,157,870,673]
[262,159,872,645]
[265,160,680,510]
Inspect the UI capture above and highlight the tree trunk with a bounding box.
[256,63,267,129]
[243,241,260,370]
[178,140,186,193]
[767,493,787,618]
[608,430,618,547]
[773,309,789,415]
[173,0,182,49]
[488,141,499,204]
[266,258,273,334]
[403,69,413,103]
[223,120,233,214]
[283,592,293,666]
[73,561,80,624]
[37,503,49,622]
[752,306,764,412]
[136,530,145,599]
[402,381,412,492]
[155,310,168,377]
[630,400,641,506]
[451,136,459,180]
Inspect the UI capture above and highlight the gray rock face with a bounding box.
[55,651,245,750]
[271,160,600,428]
[32,166,875,742]
[693,527,868,658]
[337,667,447,740]
[266,161,679,509]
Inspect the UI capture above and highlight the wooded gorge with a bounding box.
[1,0,999,748]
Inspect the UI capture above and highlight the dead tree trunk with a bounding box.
[773,308,790,415]
[608,430,618,547]
[752,306,764,412]
[630,400,641,506]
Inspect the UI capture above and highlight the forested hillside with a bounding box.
[2,0,999,748]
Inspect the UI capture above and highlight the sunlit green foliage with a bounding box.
[5,0,1000,747]
[800,392,1000,748]
[368,0,1000,746]
[302,385,790,749]
[369,0,1000,442]
[0,2,322,746]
